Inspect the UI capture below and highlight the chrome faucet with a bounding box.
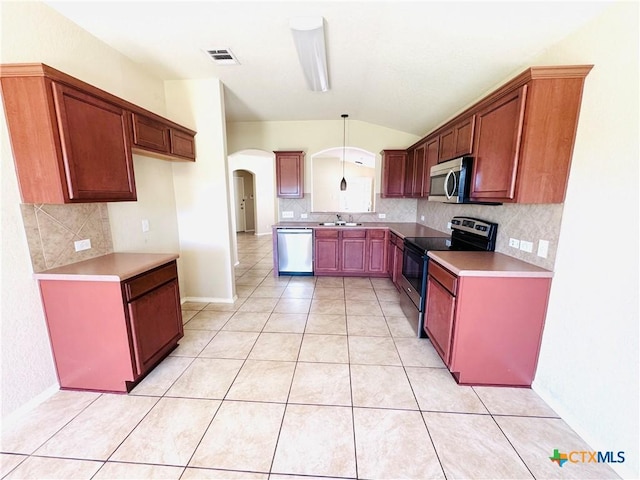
[336,214,342,222]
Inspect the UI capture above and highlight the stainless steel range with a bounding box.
[399,217,498,337]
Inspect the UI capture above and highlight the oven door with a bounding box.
[400,240,428,337]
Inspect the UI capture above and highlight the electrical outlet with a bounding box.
[141,219,150,232]
[520,240,533,253]
[420,215,425,222]
[509,238,520,248]
[282,211,294,219]
[537,240,549,258]
[74,239,91,252]
[378,213,386,219]
[300,213,308,219]
[447,222,452,229]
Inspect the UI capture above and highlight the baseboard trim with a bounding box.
[2,383,60,428]
[182,295,238,304]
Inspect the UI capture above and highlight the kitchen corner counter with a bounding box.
[33,252,179,282]
[427,251,553,278]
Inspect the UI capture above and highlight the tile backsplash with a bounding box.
[278,194,418,223]
[20,203,113,272]
[416,200,563,270]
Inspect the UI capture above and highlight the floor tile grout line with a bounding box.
[344,280,359,480]
[489,414,537,479]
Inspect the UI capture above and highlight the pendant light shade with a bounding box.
[340,113,348,191]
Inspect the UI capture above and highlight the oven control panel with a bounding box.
[451,217,496,238]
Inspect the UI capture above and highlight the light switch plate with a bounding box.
[378,213,386,219]
[520,240,534,253]
[537,240,549,258]
[74,239,91,252]
[141,219,150,232]
[300,213,308,219]
[282,211,294,218]
[421,215,425,222]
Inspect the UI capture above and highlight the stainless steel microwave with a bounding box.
[427,156,473,203]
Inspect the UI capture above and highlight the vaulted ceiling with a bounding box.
[46,1,610,136]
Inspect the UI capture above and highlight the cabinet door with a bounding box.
[423,136,440,196]
[275,151,304,198]
[52,82,136,201]
[366,230,387,274]
[453,115,475,157]
[127,279,183,377]
[393,241,404,289]
[381,150,406,197]
[438,128,456,162]
[131,113,170,153]
[387,237,396,278]
[342,230,367,273]
[425,275,456,366]
[314,230,340,273]
[170,128,196,160]
[403,148,416,196]
[471,86,527,201]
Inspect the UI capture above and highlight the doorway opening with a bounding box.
[232,170,256,233]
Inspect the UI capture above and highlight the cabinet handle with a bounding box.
[445,170,456,199]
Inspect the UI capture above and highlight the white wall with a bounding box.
[166,80,235,302]
[529,3,639,478]
[228,150,276,236]
[0,1,181,417]
[226,119,419,195]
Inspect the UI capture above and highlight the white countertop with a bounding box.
[34,253,179,282]
[428,251,553,278]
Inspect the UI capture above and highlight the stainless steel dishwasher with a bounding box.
[276,228,313,275]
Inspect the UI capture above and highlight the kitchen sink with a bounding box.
[318,222,362,226]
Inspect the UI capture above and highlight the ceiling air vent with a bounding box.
[205,48,240,65]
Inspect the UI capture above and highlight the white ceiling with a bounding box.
[46,1,611,136]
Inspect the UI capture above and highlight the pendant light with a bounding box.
[340,113,348,191]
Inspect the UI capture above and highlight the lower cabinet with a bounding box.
[38,260,183,392]
[387,231,404,290]
[425,259,551,387]
[314,229,388,276]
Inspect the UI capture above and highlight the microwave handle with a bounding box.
[444,170,456,199]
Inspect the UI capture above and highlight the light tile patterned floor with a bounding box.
[0,233,620,479]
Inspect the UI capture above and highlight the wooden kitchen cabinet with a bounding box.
[275,151,305,198]
[387,231,405,290]
[423,135,440,196]
[36,256,183,392]
[131,113,196,161]
[0,63,197,204]
[381,149,406,198]
[314,229,340,273]
[366,229,388,274]
[470,66,592,203]
[341,230,367,273]
[404,143,426,197]
[438,115,475,162]
[425,254,552,386]
[314,228,388,276]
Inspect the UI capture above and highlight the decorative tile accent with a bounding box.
[19,203,113,272]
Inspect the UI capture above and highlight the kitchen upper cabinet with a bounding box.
[471,86,527,201]
[275,151,305,198]
[0,63,197,203]
[422,136,440,196]
[470,66,592,203]
[404,143,426,197]
[381,150,406,198]
[0,71,136,203]
[438,115,475,162]
[131,113,196,161]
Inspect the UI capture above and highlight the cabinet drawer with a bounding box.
[342,229,366,239]
[131,113,170,153]
[315,229,339,239]
[124,262,178,301]
[429,261,457,295]
[367,229,386,239]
